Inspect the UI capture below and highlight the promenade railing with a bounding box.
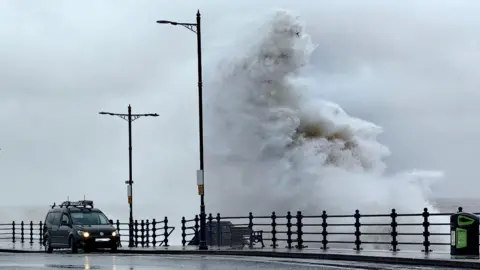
[181,207,477,253]
[2,207,477,253]
[0,217,175,247]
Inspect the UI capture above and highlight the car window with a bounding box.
[44,213,51,225]
[51,212,61,226]
[61,214,69,225]
[49,213,55,224]
[70,211,110,225]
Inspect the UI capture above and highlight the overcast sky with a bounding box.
[1,0,479,222]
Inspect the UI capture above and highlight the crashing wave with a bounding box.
[205,10,447,250]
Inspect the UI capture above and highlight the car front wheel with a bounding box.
[110,243,117,253]
[69,236,78,253]
[44,237,53,253]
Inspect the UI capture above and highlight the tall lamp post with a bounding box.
[99,104,159,248]
[156,10,208,251]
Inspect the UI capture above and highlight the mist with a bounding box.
[1,0,479,236]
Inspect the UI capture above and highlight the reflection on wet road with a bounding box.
[0,253,468,269]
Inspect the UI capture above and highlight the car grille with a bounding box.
[89,231,112,237]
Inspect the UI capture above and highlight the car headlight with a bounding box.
[78,231,90,238]
[112,231,118,237]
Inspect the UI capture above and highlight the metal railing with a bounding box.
[110,218,175,247]
[0,218,175,248]
[2,207,477,253]
[181,207,477,253]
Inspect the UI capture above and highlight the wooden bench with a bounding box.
[200,221,266,248]
[233,227,264,248]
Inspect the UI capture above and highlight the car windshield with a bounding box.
[70,211,110,225]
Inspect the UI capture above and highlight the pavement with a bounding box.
[0,253,472,270]
[1,244,480,269]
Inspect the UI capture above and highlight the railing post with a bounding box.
[163,217,169,247]
[216,213,222,247]
[270,212,278,248]
[140,220,145,247]
[134,220,139,247]
[353,210,362,251]
[29,221,33,244]
[20,221,24,243]
[12,221,15,243]
[152,219,157,247]
[422,208,431,253]
[181,217,187,246]
[390,209,399,252]
[115,220,121,247]
[194,215,200,246]
[208,213,213,246]
[286,211,292,249]
[145,219,150,247]
[321,210,328,250]
[39,221,43,244]
[248,212,254,249]
[296,211,304,249]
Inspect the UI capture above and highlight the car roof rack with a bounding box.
[51,200,94,209]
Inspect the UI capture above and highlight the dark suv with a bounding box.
[43,200,119,253]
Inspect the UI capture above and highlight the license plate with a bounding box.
[96,238,110,242]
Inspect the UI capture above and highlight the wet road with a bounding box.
[0,253,468,270]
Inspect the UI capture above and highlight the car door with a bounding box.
[49,212,61,245]
[57,213,72,247]
[43,213,52,244]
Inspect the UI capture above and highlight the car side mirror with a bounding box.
[61,220,70,227]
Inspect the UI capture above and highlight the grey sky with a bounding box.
[1,0,479,223]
